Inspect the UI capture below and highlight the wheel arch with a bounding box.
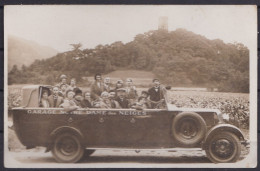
[203,124,245,149]
[45,126,84,152]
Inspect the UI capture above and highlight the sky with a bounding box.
[5,5,257,52]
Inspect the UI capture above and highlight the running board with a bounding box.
[86,148,203,151]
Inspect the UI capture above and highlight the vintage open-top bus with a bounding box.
[12,85,247,163]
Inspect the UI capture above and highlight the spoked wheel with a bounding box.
[172,112,206,147]
[51,133,84,163]
[205,132,241,163]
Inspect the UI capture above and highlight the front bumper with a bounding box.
[241,139,250,148]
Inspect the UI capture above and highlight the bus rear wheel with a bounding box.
[51,132,84,163]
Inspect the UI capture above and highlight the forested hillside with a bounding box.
[8,29,249,92]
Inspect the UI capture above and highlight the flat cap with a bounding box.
[60,74,67,79]
[116,88,126,92]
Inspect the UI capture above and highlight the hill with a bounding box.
[8,35,58,71]
[8,29,249,92]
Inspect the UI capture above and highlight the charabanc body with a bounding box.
[12,85,247,163]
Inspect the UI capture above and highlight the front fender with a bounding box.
[45,126,83,152]
[202,124,245,149]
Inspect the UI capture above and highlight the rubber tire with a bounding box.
[205,132,241,163]
[51,132,84,163]
[172,112,207,147]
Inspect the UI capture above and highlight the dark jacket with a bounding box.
[148,86,165,102]
[116,97,130,109]
[90,81,104,100]
[80,99,92,108]
[48,95,64,108]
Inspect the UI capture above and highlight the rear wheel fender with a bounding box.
[46,126,84,152]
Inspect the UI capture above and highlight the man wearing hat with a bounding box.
[73,88,83,107]
[113,79,124,97]
[115,88,130,109]
[56,74,69,89]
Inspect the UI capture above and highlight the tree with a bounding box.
[70,43,82,51]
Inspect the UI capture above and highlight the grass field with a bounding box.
[84,70,155,86]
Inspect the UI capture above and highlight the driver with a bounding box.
[148,79,166,108]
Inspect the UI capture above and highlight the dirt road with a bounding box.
[9,148,212,164]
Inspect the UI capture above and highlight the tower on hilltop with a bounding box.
[158,16,168,31]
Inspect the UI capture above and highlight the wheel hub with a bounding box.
[59,138,77,156]
[178,119,198,139]
[212,138,234,158]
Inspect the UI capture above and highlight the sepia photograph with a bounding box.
[4,5,257,168]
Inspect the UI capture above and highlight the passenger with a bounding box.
[141,90,149,98]
[73,88,83,107]
[94,91,112,109]
[114,79,124,97]
[104,77,112,92]
[115,88,130,109]
[109,90,120,108]
[148,79,166,108]
[56,74,69,89]
[114,80,124,90]
[58,83,67,98]
[39,90,50,108]
[59,90,80,112]
[48,86,64,108]
[80,91,93,108]
[90,73,104,100]
[68,78,78,91]
[125,78,138,104]
[140,91,151,109]
[131,97,149,110]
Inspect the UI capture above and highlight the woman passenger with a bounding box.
[40,90,50,108]
[68,78,78,91]
[81,91,93,108]
[59,90,79,112]
[94,91,112,109]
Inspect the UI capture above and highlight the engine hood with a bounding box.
[166,103,221,115]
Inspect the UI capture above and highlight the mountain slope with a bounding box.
[8,35,58,71]
[8,29,249,92]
